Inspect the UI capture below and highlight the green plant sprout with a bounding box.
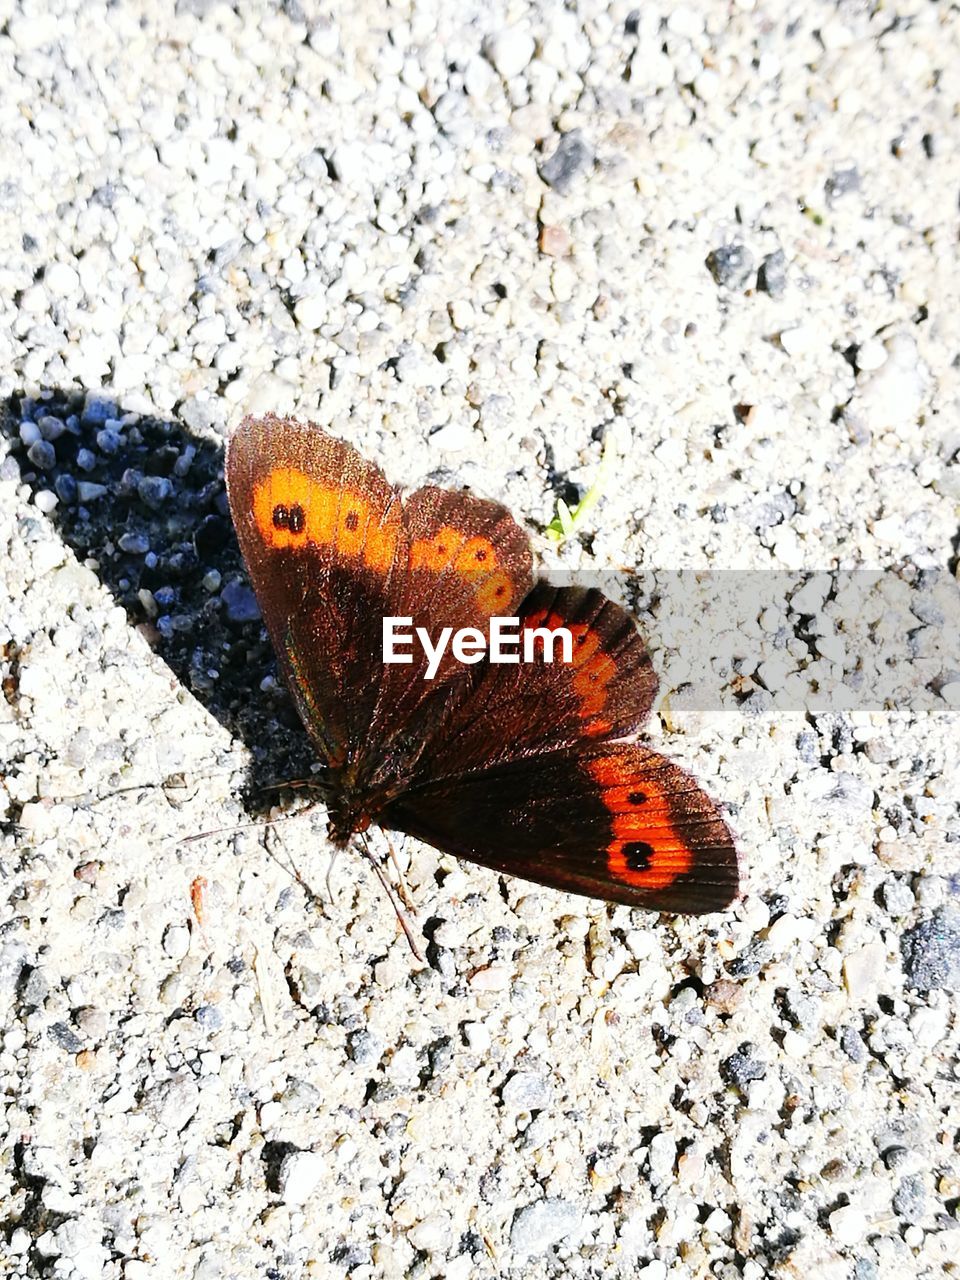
[544,434,614,544]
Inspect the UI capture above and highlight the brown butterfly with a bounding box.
[225,414,739,925]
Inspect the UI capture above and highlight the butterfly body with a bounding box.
[226,415,739,917]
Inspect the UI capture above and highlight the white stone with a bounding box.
[816,634,846,664]
[8,13,59,49]
[163,924,190,960]
[667,6,705,38]
[870,516,905,548]
[9,1228,31,1255]
[695,67,721,101]
[329,143,369,188]
[282,252,306,285]
[757,50,781,80]
[779,325,815,356]
[387,1045,419,1084]
[278,1151,325,1205]
[34,490,58,514]
[407,1211,452,1253]
[856,338,887,371]
[294,295,327,330]
[909,1005,948,1047]
[45,261,81,296]
[190,315,227,346]
[430,421,475,452]
[308,18,339,57]
[853,333,925,431]
[463,1022,491,1053]
[484,28,536,79]
[828,1205,867,1245]
[638,1262,667,1280]
[449,299,475,330]
[842,942,888,1002]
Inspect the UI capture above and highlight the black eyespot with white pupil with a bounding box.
[622,840,654,871]
[273,503,306,534]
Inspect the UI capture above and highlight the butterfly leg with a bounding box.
[384,832,418,914]
[359,830,424,960]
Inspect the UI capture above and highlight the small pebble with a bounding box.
[294,295,326,330]
[539,131,594,194]
[758,249,787,297]
[27,439,56,470]
[828,1204,867,1245]
[76,481,108,503]
[839,1026,867,1063]
[901,908,960,991]
[162,924,190,960]
[892,1175,926,1222]
[825,166,860,202]
[195,1005,223,1031]
[707,244,754,289]
[779,325,816,356]
[502,1070,552,1111]
[278,1151,325,1206]
[842,942,888,1002]
[138,476,174,509]
[484,28,536,79]
[539,225,571,257]
[222,580,261,623]
[510,1197,579,1255]
[721,1045,766,1089]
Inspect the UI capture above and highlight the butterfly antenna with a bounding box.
[359,831,424,961]
[179,807,311,845]
[255,776,322,794]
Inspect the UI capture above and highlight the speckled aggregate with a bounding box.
[1,2,958,1279]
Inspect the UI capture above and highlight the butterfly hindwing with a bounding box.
[385,742,738,914]
[392,583,658,780]
[382,584,737,913]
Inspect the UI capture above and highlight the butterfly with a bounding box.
[225,414,739,931]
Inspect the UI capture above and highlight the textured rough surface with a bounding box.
[1,3,958,1279]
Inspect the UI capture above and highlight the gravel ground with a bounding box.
[1,2,959,1278]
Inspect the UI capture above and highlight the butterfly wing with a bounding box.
[362,484,533,777]
[383,585,738,914]
[226,415,533,788]
[393,582,658,778]
[226,413,405,766]
[386,743,738,914]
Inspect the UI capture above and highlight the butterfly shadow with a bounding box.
[2,387,319,820]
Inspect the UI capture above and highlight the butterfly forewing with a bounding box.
[226,414,405,765]
[363,485,534,771]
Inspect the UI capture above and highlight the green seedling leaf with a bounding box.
[544,435,614,544]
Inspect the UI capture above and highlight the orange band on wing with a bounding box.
[252,468,399,569]
[523,613,616,733]
[410,527,511,614]
[586,756,693,891]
